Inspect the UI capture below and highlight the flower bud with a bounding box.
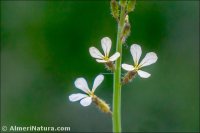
[92,95,112,115]
[110,0,119,20]
[123,22,131,37]
[121,16,131,43]
[125,14,129,23]
[127,0,136,12]
[119,0,127,8]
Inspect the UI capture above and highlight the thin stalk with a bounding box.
[112,6,126,133]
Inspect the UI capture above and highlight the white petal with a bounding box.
[92,74,104,92]
[130,44,142,65]
[139,52,158,68]
[69,93,88,102]
[109,52,120,61]
[74,78,90,94]
[89,47,104,59]
[101,37,112,56]
[96,59,108,63]
[137,70,151,78]
[122,64,134,71]
[80,97,92,106]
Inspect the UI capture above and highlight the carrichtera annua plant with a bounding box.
[68,0,158,132]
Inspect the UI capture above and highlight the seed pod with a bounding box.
[92,95,112,115]
[122,70,137,84]
[110,0,119,20]
[127,0,136,12]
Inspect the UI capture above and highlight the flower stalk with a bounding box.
[112,4,126,133]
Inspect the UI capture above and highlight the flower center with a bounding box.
[103,56,109,61]
[134,64,140,71]
[89,91,95,97]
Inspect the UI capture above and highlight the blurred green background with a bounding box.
[1,1,199,132]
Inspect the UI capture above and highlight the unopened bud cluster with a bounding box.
[111,0,136,44]
[111,0,136,21]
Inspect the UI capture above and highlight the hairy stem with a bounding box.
[112,6,126,133]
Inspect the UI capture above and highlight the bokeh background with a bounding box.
[1,0,199,132]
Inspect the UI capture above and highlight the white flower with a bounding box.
[69,74,104,107]
[89,37,120,63]
[122,44,158,78]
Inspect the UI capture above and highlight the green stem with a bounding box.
[112,7,126,133]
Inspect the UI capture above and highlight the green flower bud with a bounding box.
[110,0,119,20]
[127,0,136,12]
[119,0,127,8]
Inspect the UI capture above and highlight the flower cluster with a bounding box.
[69,37,157,113]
